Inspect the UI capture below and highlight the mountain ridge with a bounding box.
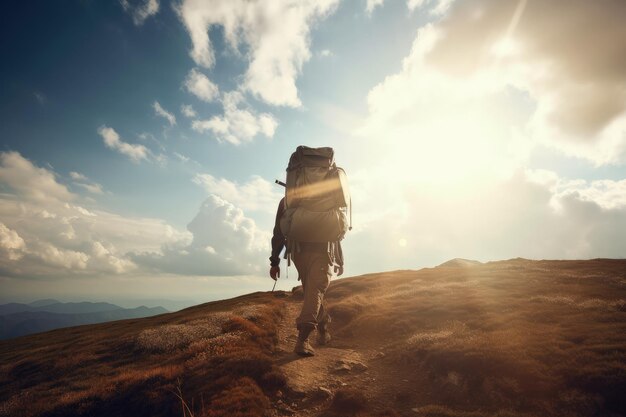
[0,301,169,340]
[1,258,624,417]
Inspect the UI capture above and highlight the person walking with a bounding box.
[270,198,344,356]
[269,146,350,357]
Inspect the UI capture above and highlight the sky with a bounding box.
[0,0,625,309]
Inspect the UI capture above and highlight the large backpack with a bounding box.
[279,146,351,245]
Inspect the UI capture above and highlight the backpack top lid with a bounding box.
[287,146,334,170]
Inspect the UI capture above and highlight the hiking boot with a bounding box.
[294,338,315,356]
[317,322,331,345]
[295,326,315,356]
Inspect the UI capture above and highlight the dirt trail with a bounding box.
[272,300,386,416]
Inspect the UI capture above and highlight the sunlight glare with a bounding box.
[491,37,519,57]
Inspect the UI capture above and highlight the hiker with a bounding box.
[269,146,350,356]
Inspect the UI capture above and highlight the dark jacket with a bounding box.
[270,197,344,267]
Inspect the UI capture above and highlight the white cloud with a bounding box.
[176,0,339,107]
[366,0,385,14]
[345,168,626,275]
[180,104,197,118]
[318,49,333,58]
[130,194,269,276]
[0,151,74,203]
[69,171,87,181]
[152,101,177,126]
[407,0,455,15]
[0,223,26,261]
[359,2,626,184]
[188,195,268,253]
[0,152,273,280]
[74,182,104,195]
[193,173,282,213]
[0,152,193,278]
[347,1,626,277]
[120,0,160,25]
[403,0,626,164]
[69,171,104,195]
[359,24,528,186]
[184,68,219,102]
[174,152,190,162]
[191,91,277,145]
[528,174,626,211]
[98,126,150,163]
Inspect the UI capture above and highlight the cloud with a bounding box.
[0,151,74,203]
[174,152,190,162]
[181,104,197,118]
[193,173,282,213]
[98,126,150,163]
[366,0,453,15]
[345,168,626,275]
[191,91,277,145]
[0,152,273,281]
[358,24,528,186]
[359,0,626,170]
[69,172,88,182]
[525,173,626,211]
[407,0,626,164]
[152,101,177,126]
[0,152,191,278]
[176,0,339,107]
[120,0,160,25]
[318,49,333,58]
[366,0,385,14]
[184,68,219,102]
[408,0,455,15]
[130,194,269,276]
[70,171,104,195]
[0,223,26,261]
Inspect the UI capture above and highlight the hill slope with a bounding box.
[0,258,625,417]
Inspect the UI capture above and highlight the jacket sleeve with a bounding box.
[269,198,286,266]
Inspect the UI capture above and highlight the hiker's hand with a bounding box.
[269,266,280,280]
[334,265,344,276]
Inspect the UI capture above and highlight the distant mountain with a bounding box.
[30,301,124,314]
[0,301,125,316]
[437,258,482,267]
[0,303,37,315]
[0,303,168,340]
[28,299,61,307]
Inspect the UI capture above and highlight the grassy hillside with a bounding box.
[0,292,286,417]
[1,258,625,417]
[322,258,626,417]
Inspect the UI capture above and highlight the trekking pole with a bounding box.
[275,180,286,187]
[271,279,277,292]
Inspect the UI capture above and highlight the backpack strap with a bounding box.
[284,240,302,267]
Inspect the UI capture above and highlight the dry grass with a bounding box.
[0,292,285,417]
[1,260,625,417]
[136,314,230,353]
[323,259,626,417]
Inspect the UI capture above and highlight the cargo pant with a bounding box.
[293,249,335,331]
